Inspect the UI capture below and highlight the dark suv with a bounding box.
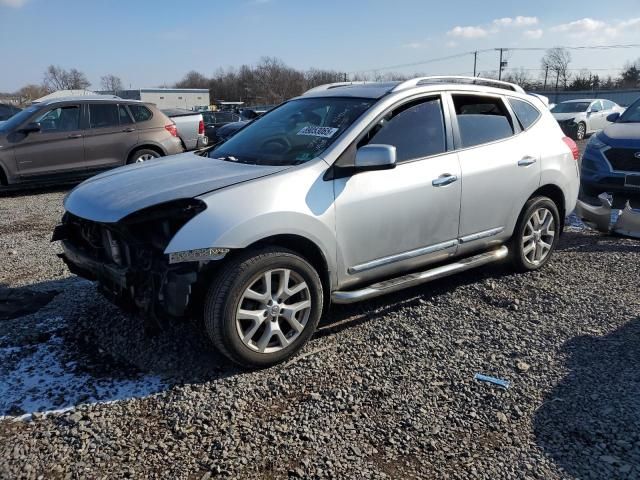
[0,96,184,187]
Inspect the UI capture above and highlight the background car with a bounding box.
[580,96,640,199]
[212,120,249,144]
[0,103,22,121]
[202,111,241,144]
[162,108,208,150]
[0,97,183,187]
[552,99,625,140]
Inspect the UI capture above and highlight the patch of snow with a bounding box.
[0,329,165,420]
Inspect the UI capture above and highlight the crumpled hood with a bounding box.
[599,122,640,148]
[552,113,579,122]
[64,152,289,223]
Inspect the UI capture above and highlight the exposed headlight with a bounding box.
[587,134,607,150]
[168,247,230,264]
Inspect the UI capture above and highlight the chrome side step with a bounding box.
[331,246,509,304]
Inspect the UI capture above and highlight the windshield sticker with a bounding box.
[297,126,339,138]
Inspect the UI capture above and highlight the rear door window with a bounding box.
[508,98,541,131]
[362,97,447,162]
[129,104,153,122]
[89,103,119,129]
[36,105,80,132]
[452,95,514,148]
[118,105,134,125]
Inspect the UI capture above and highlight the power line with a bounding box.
[350,43,640,74]
[504,67,625,72]
[348,51,485,74]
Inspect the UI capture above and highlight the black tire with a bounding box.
[127,148,161,165]
[203,247,324,368]
[510,196,561,272]
[575,122,586,141]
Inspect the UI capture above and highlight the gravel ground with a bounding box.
[1,143,640,479]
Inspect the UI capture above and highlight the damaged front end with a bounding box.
[575,193,640,239]
[52,199,224,323]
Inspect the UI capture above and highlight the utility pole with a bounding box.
[473,51,478,77]
[543,66,549,89]
[496,49,508,80]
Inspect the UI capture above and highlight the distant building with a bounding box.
[97,88,210,110]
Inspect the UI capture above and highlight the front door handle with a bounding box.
[432,174,458,187]
[67,134,83,139]
[518,156,537,167]
[122,127,136,133]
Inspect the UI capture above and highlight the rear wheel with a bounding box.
[510,196,560,272]
[203,248,323,368]
[127,148,161,164]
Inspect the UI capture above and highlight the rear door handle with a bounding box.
[518,156,537,167]
[67,134,83,139]
[432,174,458,187]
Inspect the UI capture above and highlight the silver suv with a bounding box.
[54,77,580,367]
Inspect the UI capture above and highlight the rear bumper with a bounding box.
[163,137,185,156]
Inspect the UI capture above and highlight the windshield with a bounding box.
[208,97,375,166]
[0,105,40,132]
[551,102,591,114]
[618,100,640,123]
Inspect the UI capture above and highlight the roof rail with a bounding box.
[391,76,525,94]
[303,81,370,95]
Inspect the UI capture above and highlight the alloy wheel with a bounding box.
[136,153,156,163]
[235,268,312,354]
[576,123,585,140]
[522,207,555,265]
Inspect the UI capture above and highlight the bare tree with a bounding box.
[541,48,571,90]
[175,71,209,89]
[43,65,91,91]
[503,68,534,89]
[14,84,50,105]
[100,74,123,92]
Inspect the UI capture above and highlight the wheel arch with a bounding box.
[244,233,332,307]
[529,184,566,232]
[126,143,166,162]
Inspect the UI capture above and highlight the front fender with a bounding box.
[164,159,338,276]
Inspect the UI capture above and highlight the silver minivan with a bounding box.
[55,77,580,367]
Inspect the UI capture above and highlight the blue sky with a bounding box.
[1,0,639,91]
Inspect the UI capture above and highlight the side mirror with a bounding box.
[354,144,396,171]
[20,122,41,134]
[607,112,620,123]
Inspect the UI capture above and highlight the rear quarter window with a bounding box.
[452,95,514,148]
[129,105,153,122]
[508,98,541,131]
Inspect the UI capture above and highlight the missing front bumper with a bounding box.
[575,193,640,239]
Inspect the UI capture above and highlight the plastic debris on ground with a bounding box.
[474,373,510,389]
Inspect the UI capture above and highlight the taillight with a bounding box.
[198,119,205,135]
[562,137,579,161]
[165,123,178,137]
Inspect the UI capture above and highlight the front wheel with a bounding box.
[575,122,586,140]
[203,248,324,368]
[510,196,560,272]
